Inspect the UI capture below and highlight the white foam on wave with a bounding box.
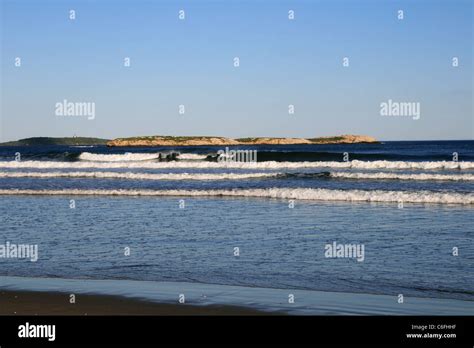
[0,160,473,170]
[0,171,274,181]
[2,170,472,182]
[330,172,474,181]
[177,153,208,160]
[78,152,160,162]
[0,188,472,204]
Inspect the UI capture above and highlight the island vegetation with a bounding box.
[0,137,109,146]
[106,135,378,147]
[0,135,378,147]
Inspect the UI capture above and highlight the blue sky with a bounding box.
[1,0,472,141]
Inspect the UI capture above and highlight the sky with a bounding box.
[0,0,472,141]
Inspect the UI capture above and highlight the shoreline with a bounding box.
[0,289,269,316]
[1,276,473,316]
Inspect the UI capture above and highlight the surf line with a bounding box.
[0,188,472,204]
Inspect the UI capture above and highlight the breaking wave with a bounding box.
[0,160,473,170]
[78,152,161,162]
[1,170,472,182]
[78,152,208,162]
[176,153,209,160]
[0,188,472,204]
[0,171,274,181]
[328,172,474,181]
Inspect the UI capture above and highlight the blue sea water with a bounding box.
[0,141,473,314]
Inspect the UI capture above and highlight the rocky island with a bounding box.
[106,135,378,147]
[1,135,378,147]
[0,137,109,146]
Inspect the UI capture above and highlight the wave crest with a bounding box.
[0,171,274,180]
[1,160,473,170]
[79,152,161,162]
[329,172,474,181]
[0,188,472,204]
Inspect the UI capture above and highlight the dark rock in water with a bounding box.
[277,172,332,179]
[168,152,179,161]
[157,152,180,161]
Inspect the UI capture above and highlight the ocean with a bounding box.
[0,140,473,314]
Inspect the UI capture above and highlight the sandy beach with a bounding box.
[0,290,269,316]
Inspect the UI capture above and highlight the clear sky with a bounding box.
[1,0,472,141]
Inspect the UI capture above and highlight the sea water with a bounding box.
[0,141,473,314]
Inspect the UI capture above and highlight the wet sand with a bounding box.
[0,290,270,315]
